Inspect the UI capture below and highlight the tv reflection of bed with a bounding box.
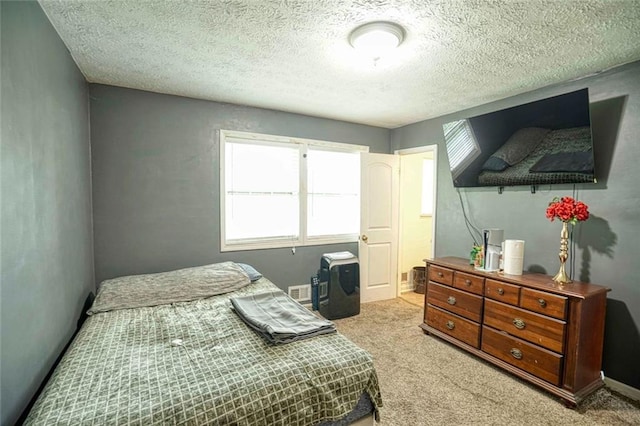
[478,126,595,186]
[25,262,381,425]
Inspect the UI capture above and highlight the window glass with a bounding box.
[225,141,299,241]
[307,149,360,237]
[421,158,434,215]
[221,130,366,251]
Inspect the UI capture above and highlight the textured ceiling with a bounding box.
[39,0,640,129]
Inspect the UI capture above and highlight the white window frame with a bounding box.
[220,129,368,252]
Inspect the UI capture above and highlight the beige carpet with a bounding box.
[333,296,640,426]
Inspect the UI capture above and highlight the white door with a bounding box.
[359,153,399,302]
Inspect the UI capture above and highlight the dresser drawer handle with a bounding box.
[437,272,444,278]
[513,318,526,329]
[538,298,547,307]
[447,296,456,305]
[497,288,504,295]
[510,348,523,360]
[464,279,472,286]
[446,320,455,330]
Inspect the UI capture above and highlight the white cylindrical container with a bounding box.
[503,239,525,275]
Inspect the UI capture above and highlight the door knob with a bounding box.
[361,234,368,242]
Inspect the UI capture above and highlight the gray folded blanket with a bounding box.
[230,291,336,344]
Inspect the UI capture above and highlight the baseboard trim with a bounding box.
[604,376,640,402]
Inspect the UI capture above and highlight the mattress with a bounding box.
[25,264,382,425]
[477,126,594,186]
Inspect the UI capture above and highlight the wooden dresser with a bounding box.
[420,256,610,407]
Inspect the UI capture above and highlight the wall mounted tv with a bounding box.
[443,88,595,188]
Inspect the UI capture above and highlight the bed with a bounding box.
[25,262,382,425]
[477,126,595,186]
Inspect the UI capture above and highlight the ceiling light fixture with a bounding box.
[349,21,405,61]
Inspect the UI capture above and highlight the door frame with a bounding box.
[394,144,438,297]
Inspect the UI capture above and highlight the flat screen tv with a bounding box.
[443,88,595,188]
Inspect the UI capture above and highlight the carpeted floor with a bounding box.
[333,296,640,426]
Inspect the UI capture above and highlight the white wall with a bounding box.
[399,152,433,290]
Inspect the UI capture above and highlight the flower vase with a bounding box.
[552,221,572,285]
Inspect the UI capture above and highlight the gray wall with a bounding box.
[89,84,390,289]
[0,2,94,424]
[4,6,635,423]
[391,61,640,390]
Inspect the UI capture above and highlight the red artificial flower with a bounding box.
[546,196,590,225]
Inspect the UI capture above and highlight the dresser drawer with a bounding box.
[428,265,454,286]
[520,288,567,320]
[427,282,483,322]
[453,271,484,296]
[482,326,562,386]
[427,305,481,348]
[484,299,566,353]
[485,279,520,305]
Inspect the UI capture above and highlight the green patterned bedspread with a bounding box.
[25,278,382,425]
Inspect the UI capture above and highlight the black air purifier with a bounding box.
[318,251,360,320]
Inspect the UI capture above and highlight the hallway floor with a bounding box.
[399,290,424,308]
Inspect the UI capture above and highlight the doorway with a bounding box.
[395,145,437,301]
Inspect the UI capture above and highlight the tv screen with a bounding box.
[443,88,595,188]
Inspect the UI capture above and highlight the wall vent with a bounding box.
[288,284,312,302]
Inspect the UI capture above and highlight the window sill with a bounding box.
[221,236,358,252]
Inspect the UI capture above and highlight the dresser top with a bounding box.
[425,256,610,299]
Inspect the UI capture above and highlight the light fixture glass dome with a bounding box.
[349,21,405,59]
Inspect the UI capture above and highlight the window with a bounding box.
[220,130,367,251]
[443,119,480,178]
[421,158,434,216]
